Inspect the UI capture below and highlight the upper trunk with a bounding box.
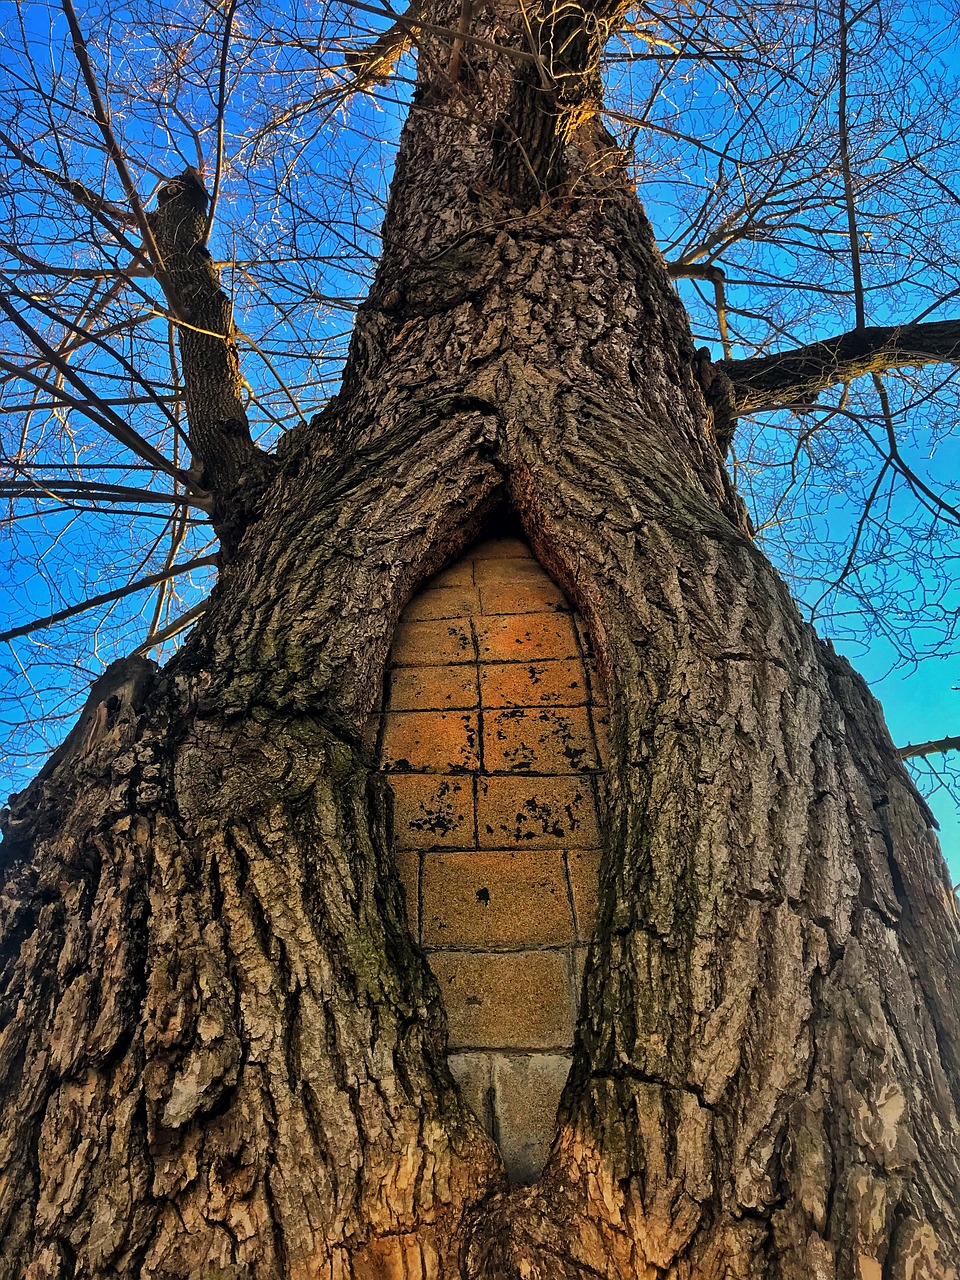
[1,2,959,1277]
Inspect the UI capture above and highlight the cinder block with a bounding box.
[475,614,579,662]
[490,1052,572,1184]
[381,710,479,773]
[391,619,473,666]
[424,562,474,588]
[448,1051,493,1128]
[566,848,602,939]
[389,774,474,849]
[430,951,575,1048]
[479,659,587,709]
[388,664,479,711]
[483,706,597,773]
[377,537,610,1169]
[421,849,574,947]
[473,557,548,586]
[478,776,599,849]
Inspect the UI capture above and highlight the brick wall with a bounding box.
[371,533,608,1183]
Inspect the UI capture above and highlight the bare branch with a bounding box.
[203,0,239,244]
[59,0,172,295]
[899,736,960,761]
[0,295,203,493]
[667,261,731,358]
[0,553,217,644]
[132,598,208,654]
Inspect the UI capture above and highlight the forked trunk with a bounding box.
[2,0,959,1276]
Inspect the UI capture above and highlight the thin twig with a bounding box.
[59,0,175,301]
[204,0,238,244]
[0,296,201,493]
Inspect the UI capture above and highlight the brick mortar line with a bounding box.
[448,1049,575,1058]
[422,943,579,955]
[561,849,581,944]
[384,767,608,777]
[448,1044,578,1054]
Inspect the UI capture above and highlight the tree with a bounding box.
[1,0,959,1274]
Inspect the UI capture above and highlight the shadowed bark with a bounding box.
[1,0,959,1276]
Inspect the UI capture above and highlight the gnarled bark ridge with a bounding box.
[2,0,959,1276]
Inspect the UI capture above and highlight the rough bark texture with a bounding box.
[2,1,959,1276]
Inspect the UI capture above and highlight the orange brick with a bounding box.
[395,851,420,935]
[566,848,602,940]
[421,849,574,947]
[391,619,473,666]
[479,660,587,709]
[389,774,474,849]
[478,776,599,848]
[475,614,579,662]
[483,707,597,773]
[430,951,575,1048]
[470,537,531,559]
[388,664,478,711]
[403,587,481,621]
[473,556,548,586]
[479,583,569,616]
[381,711,479,773]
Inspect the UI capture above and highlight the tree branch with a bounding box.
[148,168,275,549]
[0,554,218,644]
[721,319,960,412]
[132,598,208,654]
[898,735,960,761]
[60,0,172,293]
[0,299,202,493]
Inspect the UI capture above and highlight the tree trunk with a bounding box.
[2,2,959,1276]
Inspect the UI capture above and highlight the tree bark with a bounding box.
[2,1,959,1277]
